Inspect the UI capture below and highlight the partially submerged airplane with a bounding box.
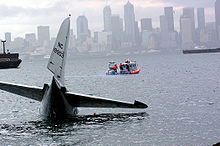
[0,17,148,119]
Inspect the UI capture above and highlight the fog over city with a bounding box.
[0,0,219,56]
[0,0,216,38]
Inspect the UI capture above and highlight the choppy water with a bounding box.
[0,52,220,145]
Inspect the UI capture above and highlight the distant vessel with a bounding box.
[183,48,220,54]
[106,61,119,75]
[0,40,22,69]
[106,60,141,75]
[119,60,141,74]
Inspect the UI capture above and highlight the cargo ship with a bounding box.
[0,40,22,69]
[183,48,220,54]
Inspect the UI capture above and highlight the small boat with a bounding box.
[106,60,140,75]
[106,61,119,75]
[0,40,22,69]
[119,60,140,75]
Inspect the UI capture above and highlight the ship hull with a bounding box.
[183,48,220,54]
[0,59,22,69]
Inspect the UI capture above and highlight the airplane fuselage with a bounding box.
[41,78,78,119]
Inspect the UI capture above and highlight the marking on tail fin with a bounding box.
[47,17,70,86]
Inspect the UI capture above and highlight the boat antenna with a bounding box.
[1,40,6,54]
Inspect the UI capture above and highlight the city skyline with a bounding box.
[0,0,216,39]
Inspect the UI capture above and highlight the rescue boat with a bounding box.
[106,61,119,75]
[119,60,140,75]
[106,60,140,75]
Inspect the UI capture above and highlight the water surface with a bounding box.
[0,52,219,145]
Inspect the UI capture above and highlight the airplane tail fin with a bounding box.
[47,17,70,86]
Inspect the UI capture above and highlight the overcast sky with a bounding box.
[0,0,216,40]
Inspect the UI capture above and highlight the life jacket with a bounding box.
[114,65,118,70]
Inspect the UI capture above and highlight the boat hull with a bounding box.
[106,70,119,75]
[106,67,141,75]
[131,67,141,74]
[0,59,22,69]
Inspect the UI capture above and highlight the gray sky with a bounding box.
[0,0,216,39]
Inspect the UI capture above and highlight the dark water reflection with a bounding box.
[0,112,148,145]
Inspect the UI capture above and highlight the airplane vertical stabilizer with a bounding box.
[47,17,70,85]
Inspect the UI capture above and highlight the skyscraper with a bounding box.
[25,33,36,48]
[76,15,90,44]
[135,21,140,47]
[183,8,195,28]
[180,16,194,49]
[160,15,169,48]
[197,8,205,31]
[25,33,36,42]
[124,1,136,44]
[215,0,220,42]
[140,18,152,32]
[4,32,11,49]
[37,26,50,46]
[103,5,112,32]
[160,15,169,33]
[164,7,174,32]
[111,15,123,50]
[5,32,11,43]
[182,8,196,42]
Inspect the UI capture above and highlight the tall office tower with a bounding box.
[135,21,141,46]
[124,1,136,44]
[197,8,205,30]
[5,32,11,43]
[180,16,194,49]
[160,15,169,48]
[76,15,90,44]
[37,26,50,46]
[164,7,174,32]
[4,32,12,49]
[206,22,218,44]
[25,33,36,42]
[140,18,152,32]
[183,8,196,42]
[111,15,123,50]
[25,33,36,48]
[215,0,220,42]
[197,8,206,44]
[160,15,169,34]
[119,18,123,33]
[103,5,112,32]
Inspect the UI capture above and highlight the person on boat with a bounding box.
[119,63,123,70]
[113,64,118,71]
[125,64,130,73]
[125,59,130,63]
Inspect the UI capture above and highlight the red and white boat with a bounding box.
[119,60,141,75]
[106,60,141,75]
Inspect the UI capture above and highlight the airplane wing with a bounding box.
[65,92,148,109]
[0,81,49,101]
